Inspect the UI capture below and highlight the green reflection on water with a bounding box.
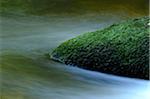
[0,0,149,16]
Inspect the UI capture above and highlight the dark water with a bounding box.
[0,0,150,99]
[1,0,148,15]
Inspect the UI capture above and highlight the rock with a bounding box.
[51,17,149,80]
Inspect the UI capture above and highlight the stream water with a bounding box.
[1,0,150,99]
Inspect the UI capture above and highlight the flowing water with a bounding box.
[0,0,150,99]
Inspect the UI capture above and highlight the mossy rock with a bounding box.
[51,17,149,80]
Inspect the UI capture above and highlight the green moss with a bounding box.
[51,17,149,79]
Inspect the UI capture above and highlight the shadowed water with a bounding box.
[0,0,150,99]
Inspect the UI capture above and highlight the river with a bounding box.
[0,0,150,99]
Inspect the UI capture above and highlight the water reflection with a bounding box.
[1,0,149,98]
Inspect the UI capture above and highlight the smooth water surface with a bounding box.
[0,0,149,99]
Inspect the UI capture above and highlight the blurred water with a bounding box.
[0,0,150,99]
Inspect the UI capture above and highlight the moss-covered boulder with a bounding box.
[51,17,149,80]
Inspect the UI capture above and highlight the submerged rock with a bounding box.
[51,17,149,80]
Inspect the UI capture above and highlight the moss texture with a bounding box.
[51,17,149,80]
